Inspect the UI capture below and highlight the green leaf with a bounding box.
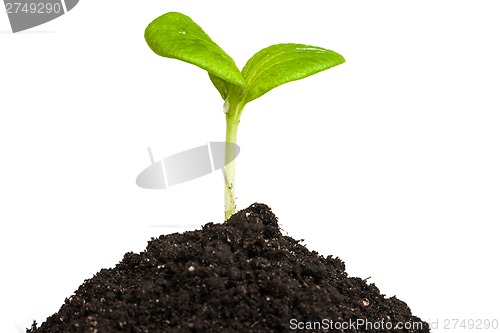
[241,43,345,104]
[144,12,245,98]
[208,73,231,100]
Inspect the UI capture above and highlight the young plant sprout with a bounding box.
[145,12,345,220]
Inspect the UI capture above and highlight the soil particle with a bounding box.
[28,203,429,333]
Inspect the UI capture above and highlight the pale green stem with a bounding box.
[224,100,243,220]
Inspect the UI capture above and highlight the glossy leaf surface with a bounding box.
[241,43,345,104]
[145,12,245,97]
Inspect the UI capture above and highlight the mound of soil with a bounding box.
[28,203,428,333]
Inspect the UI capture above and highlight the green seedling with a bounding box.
[145,12,345,220]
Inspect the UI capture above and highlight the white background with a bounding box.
[1,1,499,332]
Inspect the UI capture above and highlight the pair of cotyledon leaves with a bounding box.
[144,12,345,110]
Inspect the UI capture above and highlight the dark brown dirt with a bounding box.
[27,203,429,333]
